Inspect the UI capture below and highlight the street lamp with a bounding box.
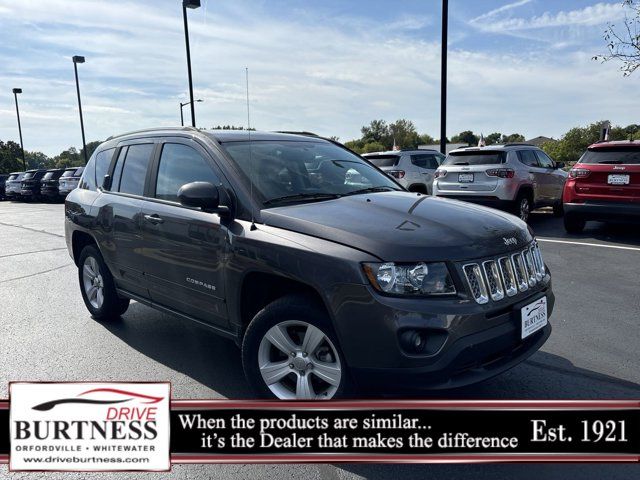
[12,88,26,170]
[182,0,200,127]
[440,0,448,155]
[72,55,88,164]
[180,99,203,126]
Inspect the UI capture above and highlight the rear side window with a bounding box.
[518,150,539,167]
[95,149,115,189]
[411,154,440,169]
[117,144,154,195]
[579,147,640,165]
[155,143,220,203]
[367,155,400,167]
[443,151,505,166]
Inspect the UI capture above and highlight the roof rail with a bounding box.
[504,142,535,147]
[273,131,319,137]
[105,126,198,141]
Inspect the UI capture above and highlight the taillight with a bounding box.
[486,168,515,178]
[569,168,591,179]
[388,170,405,179]
[434,169,447,179]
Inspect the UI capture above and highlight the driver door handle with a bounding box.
[144,214,164,224]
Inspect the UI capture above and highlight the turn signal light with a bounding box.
[388,170,405,179]
[486,168,515,178]
[569,168,591,178]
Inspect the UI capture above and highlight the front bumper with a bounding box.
[41,186,61,197]
[565,201,640,222]
[331,281,554,392]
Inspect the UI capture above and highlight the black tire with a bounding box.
[408,184,428,195]
[242,295,350,400]
[512,191,533,223]
[78,245,129,320]
[553,201,564,217]
[564,215,586,234]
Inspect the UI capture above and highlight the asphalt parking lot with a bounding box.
[0,201,638,479]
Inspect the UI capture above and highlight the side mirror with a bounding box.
[102,174,112,190]
[555,162,565,169]
[177,181,229,215]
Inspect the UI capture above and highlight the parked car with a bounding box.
[66,127,553,399]
[432,144,567,222]
[58,166,85,198]
[0,174,8,200]
[563,140,640,233]
[20,169,47,200]
[4,172,25,200]
[362,149,445,194]
[40,168,66,201]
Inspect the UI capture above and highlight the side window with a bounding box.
[79,151,98,190]
[118,144,154,195]
[518,150,539,167]
[95,148,115,189]
[155,143,221,202]
[411,154,440,169]
[535,150,554,168]
[110,147,127,191]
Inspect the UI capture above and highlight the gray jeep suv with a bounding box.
[65,128,553,399]
[432,144,567,222]
[363,149,445,194]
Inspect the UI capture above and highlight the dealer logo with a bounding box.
[10,382,170,472]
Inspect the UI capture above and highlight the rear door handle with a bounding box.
[144,214,164,224]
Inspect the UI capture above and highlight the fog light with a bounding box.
[400,330,427,353]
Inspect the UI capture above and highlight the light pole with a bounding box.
[182,0,200,127]
[180,99,203,126]
[72,55,88,164]
[12,88,26,170]
[440,0,448,155]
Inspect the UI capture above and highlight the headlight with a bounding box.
[363,262,456,296]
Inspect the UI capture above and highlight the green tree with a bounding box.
[419,134,435,145]
[0,140,23,173]
[595,0,640,75]
[485,132,502,145]
[361,141,386,153]
[389,119,420,149]
[361,119,391,147]
[501,133,526,143]
[451,130,479,146]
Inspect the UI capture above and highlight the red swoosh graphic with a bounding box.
[78,388,163,404]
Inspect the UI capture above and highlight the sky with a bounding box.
[0,0,637,156]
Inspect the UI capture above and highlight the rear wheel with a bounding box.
[78,245,129,320]
[242,295,349,400]
[564,215,585,234]
[553,201,564,217]
[513,192,532,223]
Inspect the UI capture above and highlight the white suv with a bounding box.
[432,144,567,222]
[363,149,445,194]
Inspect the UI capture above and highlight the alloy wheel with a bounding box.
[519,197,530,222]
[258,320,342,400]
[82,256,104,309]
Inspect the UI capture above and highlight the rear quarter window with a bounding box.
[579,147,640,164]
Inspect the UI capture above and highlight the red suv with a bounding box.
[563,141,640,233]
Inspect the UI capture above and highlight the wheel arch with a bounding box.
[71,230,98,266]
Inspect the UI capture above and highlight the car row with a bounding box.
[2,166,84,202]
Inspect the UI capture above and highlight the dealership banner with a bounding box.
[0,383,638,471]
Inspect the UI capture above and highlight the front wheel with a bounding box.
[564,215,585,234]
[78,245,130,320]
[242,295,349,400]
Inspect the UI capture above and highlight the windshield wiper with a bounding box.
[344,186,399,196]
[263,193,341,206]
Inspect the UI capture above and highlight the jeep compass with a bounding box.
[65,128,554,399]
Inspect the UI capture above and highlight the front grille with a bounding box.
[463,242,546,304]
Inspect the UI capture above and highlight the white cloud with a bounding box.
[0,0,638,156]
[470,0,534,24]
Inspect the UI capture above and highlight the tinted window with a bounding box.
[518,150,539,167]
[23,172,35,179]
[61,169,76,178]
[110,148,127,191]
[42,172,54,180]
[95,148,115,189]
[579,147,640,165]
[156,144,221,202]
[118,144,154,195]
[443,151,506,166]
[535,151,554,168]
[7,175,17,181]
[79,152,98,190]
[366,155,400,167]
[411,154,440,169]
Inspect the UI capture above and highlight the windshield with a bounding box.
[221,140,401,206]
[366,155,400,168]
[8,174,17,181]
[23,172,35,179]
[443,151,506,166]
[580,147,640,165]
[43,172,55,180]
[61,169,77,178]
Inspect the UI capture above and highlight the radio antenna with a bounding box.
[246,67,256,230]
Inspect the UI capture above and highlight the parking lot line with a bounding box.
[537,237,640,252]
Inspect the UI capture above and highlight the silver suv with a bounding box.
[363,149,445,194]
[432,144,567,222]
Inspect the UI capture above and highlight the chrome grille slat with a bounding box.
[498,257,518,297]
[512,253,529,292]
[523,250,537,287]
[482,260,504,301]
[463,264,488,304]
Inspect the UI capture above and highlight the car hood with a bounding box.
[260,192,532,262]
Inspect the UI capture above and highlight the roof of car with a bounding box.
[449,143,537,154]
[589,140,640,149]
[362,149,440,156]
